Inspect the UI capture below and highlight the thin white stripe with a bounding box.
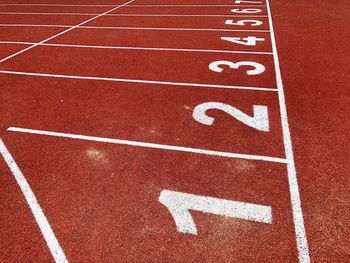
[0,12,268,17]
[7,127,287,164]
[0,70,277,92]
[0,4,266,7]
[266,0,310,262]
[0,24,270,32]
[0,0,136,63]
[0,139,68,263]
[0,41,273,55]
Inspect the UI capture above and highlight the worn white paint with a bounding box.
[7,127,287,164]
[159,190,272,235]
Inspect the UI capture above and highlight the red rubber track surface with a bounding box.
[0,0,349,262]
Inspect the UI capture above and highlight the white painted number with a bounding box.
[159,190,272,235]
[231,8,262,13]
[225,19,263,27]
[209,60,265,75]
[221,36,265,46]
[193,102,270,132]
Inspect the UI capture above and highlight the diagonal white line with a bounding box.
[0,41,273,55]
[0,70,277,91]
[0,138,68,263]
[266,0,310,262]
[7,127,287,164]
[0,24,270,32]
[0,12,268,17]
[0,0,135,63]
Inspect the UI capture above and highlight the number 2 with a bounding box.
[193,102,270,132]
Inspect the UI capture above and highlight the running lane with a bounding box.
[0,0,349,262]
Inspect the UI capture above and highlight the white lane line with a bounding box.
[0,12,267,17]
[0,138,68,263]
[7,127,287,164]
[0,24,270,32]
[0,41,273,55]
[0,0,136,63]
[266,0,310,262]
[0,70,277,92]
[0,4,266,7]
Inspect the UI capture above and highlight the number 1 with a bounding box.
[159,190,272,235]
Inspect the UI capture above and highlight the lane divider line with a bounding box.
[0,0,136,63]
[0,138,68,263]
[266,0,310,262]
[0,4,266,7]
[7,127,288,164]
[0,41,273,55]
[0,12,268,17]
[0,24,270,32]
[0,70,278,91]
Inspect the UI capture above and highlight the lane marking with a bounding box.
[0,138,68,263]
[0,41,272,55]
[0,0,136,63]
[266,0,310,262]
[7,127,287,164]
[0,4,266,7]
[0,70,277,92]
[0,24,270,32]
[159,189,272,235]
[0,12,268,17]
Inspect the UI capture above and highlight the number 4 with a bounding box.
[221,36,265,46]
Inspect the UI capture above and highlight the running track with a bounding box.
[0,0,348,262]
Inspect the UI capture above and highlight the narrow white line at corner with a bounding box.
[7,127,288,164]
[0,4,266,7]
[266,0,310,262]
[0,0,136,63]
[0,24,270,32]
[0,138,68,263]
[0,12,268,17]
[0,70,277,92]
[0,41,273,55]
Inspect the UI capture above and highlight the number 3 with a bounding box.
[209,60,265,75]
[193,102,270,132]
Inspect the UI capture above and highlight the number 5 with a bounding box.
[225,19,263,26]
[193,102,270,132]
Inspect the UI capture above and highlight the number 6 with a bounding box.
[231,8,262,13]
